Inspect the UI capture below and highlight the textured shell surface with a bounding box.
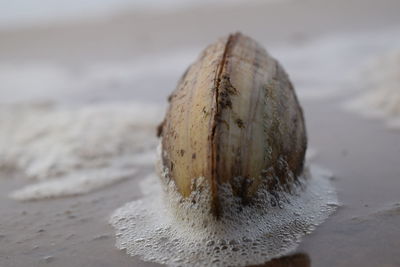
[159,33,307,216]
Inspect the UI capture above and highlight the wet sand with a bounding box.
[1,99,399,267]
[1,0,400,266]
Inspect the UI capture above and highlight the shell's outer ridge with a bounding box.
[210,33,239,216]
[160,36,228,200]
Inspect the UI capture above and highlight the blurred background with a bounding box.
[1,1,400,267]
[1,0,399,104]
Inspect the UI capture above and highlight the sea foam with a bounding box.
[345,50,400,130]
[0,103,163,200]
[110,162,338,266]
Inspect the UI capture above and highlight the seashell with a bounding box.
[158,32,307,216]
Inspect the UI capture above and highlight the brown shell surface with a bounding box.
[159,33,307,216]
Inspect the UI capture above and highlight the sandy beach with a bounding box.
[1,0,400,266]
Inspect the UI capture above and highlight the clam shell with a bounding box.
[159,33,307,216]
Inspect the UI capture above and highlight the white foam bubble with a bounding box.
[110,164,338,267]
[345,50,400,130]
[271,27,400,101]
[0,102,163,199]
[10,168,137,201]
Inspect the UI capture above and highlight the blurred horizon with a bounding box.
[0,0,270,29]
